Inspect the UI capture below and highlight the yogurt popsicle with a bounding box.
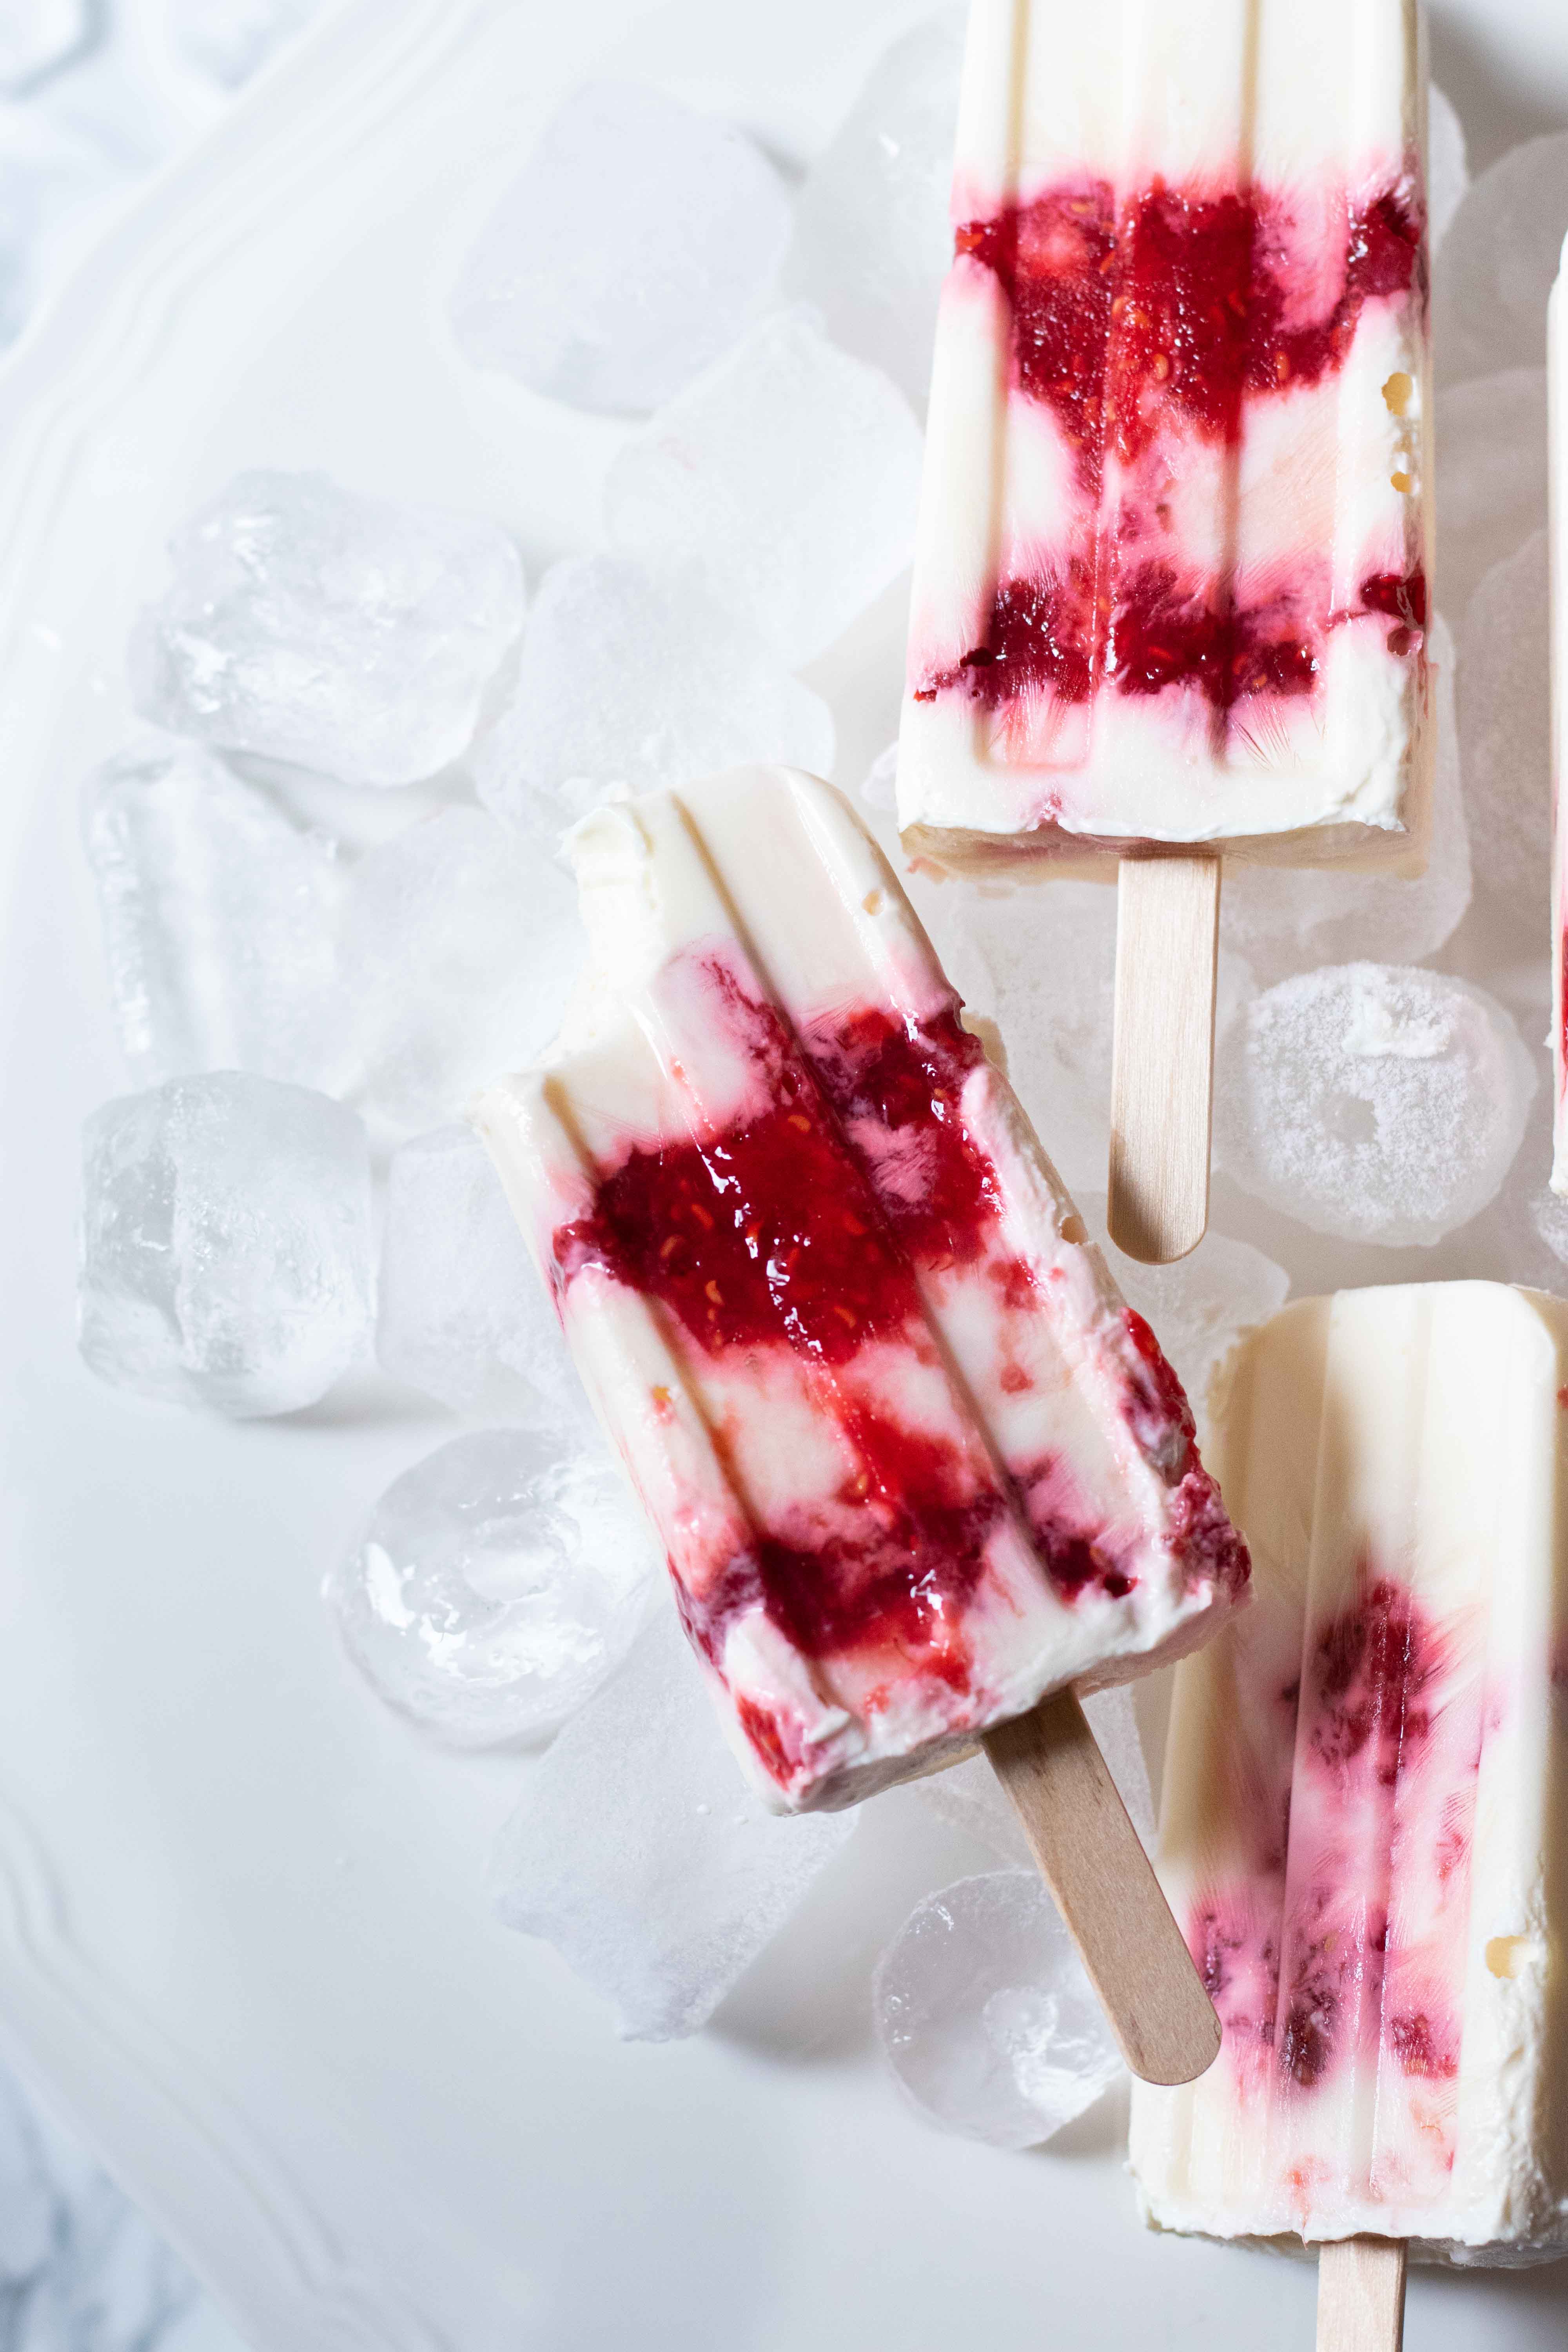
[1129,1287,1568,2320]
[898,0,1434,1261]
[475,765,1246,2079]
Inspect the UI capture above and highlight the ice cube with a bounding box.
[861,740,899,812]
[376,1123,582,1421]
[782,10,966,407]
[130,470,525,789]
[1084,1196,1289,1439]
[81,737,347,1094]
[1432,130,1568,387]
[602,308,924,668]
[1213,963,1537,1247]
[916,1685,1155,1868]
[1426,85,1468,259]
[1459,532,1550,926]
[875,1871,1123,2147]
[490,1604,857,2040]
[339,807,583,1143]
[78,1073,373,1417]
[0,0,87,93]
[1435,371,1546,623]
[326,1426,656,1748]
[1220,614,1469,983]
[169,0,320,86]
[471,555,835,845]
[447,82,791,417]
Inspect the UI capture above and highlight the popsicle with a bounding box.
[898,0,1434,1262]
[1550,234,1567,1196]
[1129,1285,1568,2344]
[475,764,1247,2082]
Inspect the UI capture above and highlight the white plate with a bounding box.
[2,2,1568,2346]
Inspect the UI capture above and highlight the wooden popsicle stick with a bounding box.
[1107,851,1222,1265]
[982,1688,1221,2087]
[1315,2238,1407,2352]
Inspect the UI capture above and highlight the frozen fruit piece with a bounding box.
[1435,376,1546,639]
[130,470,524,788]
[782,9,966,407]
[447,82,791,417]
[1426,84,1468,258]
[81,737,347,1093]
[1433,131,1568,388]
[169,0,320,86]
[326,1426,656,1748]
[376,1124,583,1421]
[1220,614,1470,983]
[1087,1197,1289,1440]
[339,807,582,1143]
[78,1073,372,1417]
[0,0,87,93]
[918,1684,1155,1866]
[1131,1285,1568,2258]
[898,0,1431,876]
[1460,532,1550,925]
[489,1605,857,2040]
[875,1870,1123,2146]
[471,556,835,844]
[603,308,924,668]
[1213,964,1536,1247]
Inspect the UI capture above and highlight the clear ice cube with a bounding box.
[130,470,525,788]
[1459,531,1550,928]
[339,806,583,1142]
[326,1425,657,1748]
[78,1072,374,1417]
[490,1604,856,2040]
[1085,1197,1290,1439]
[875,1871,1123,2146]
[1426,84,1469,259]
[472,555,835,845]
[1435,372,1547,627]
[1213,963,1537,1247]
[1220,614,1470,983]
[602,307,925,668]
[447,81,791,416]
[81,736,347,1093]
[376,1123,583,1422]
[916,1685,1155,1868]
[782,10,966,407]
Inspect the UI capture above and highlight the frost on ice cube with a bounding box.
[1432,130,1568,387]
[782,9,966,407]
[1221,616,1469,983]
[376,1123,581,1421]
[1426,85,1469,259]
[81,737,347,1093]
[0,0,87,94]
[78,1073,373,1417]
[326,1426,656,1748]
[472,555,835,844]
[340,808,582,1142]
[130,470,525,788]
[875,1871,1122,2147]
[603,308,924,668]
[1213,964,1537,1247]
[448,82,791,417]
[169,0,321,87]
[916,1686,1154,1868]
[1459,533,1550,927]
[490,1606,856,2040]
[1435,372,1546,624]
[1085,1199,1289,1440]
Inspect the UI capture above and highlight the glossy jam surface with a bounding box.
[916,170,1426,732]
[550,952,1238,1758]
